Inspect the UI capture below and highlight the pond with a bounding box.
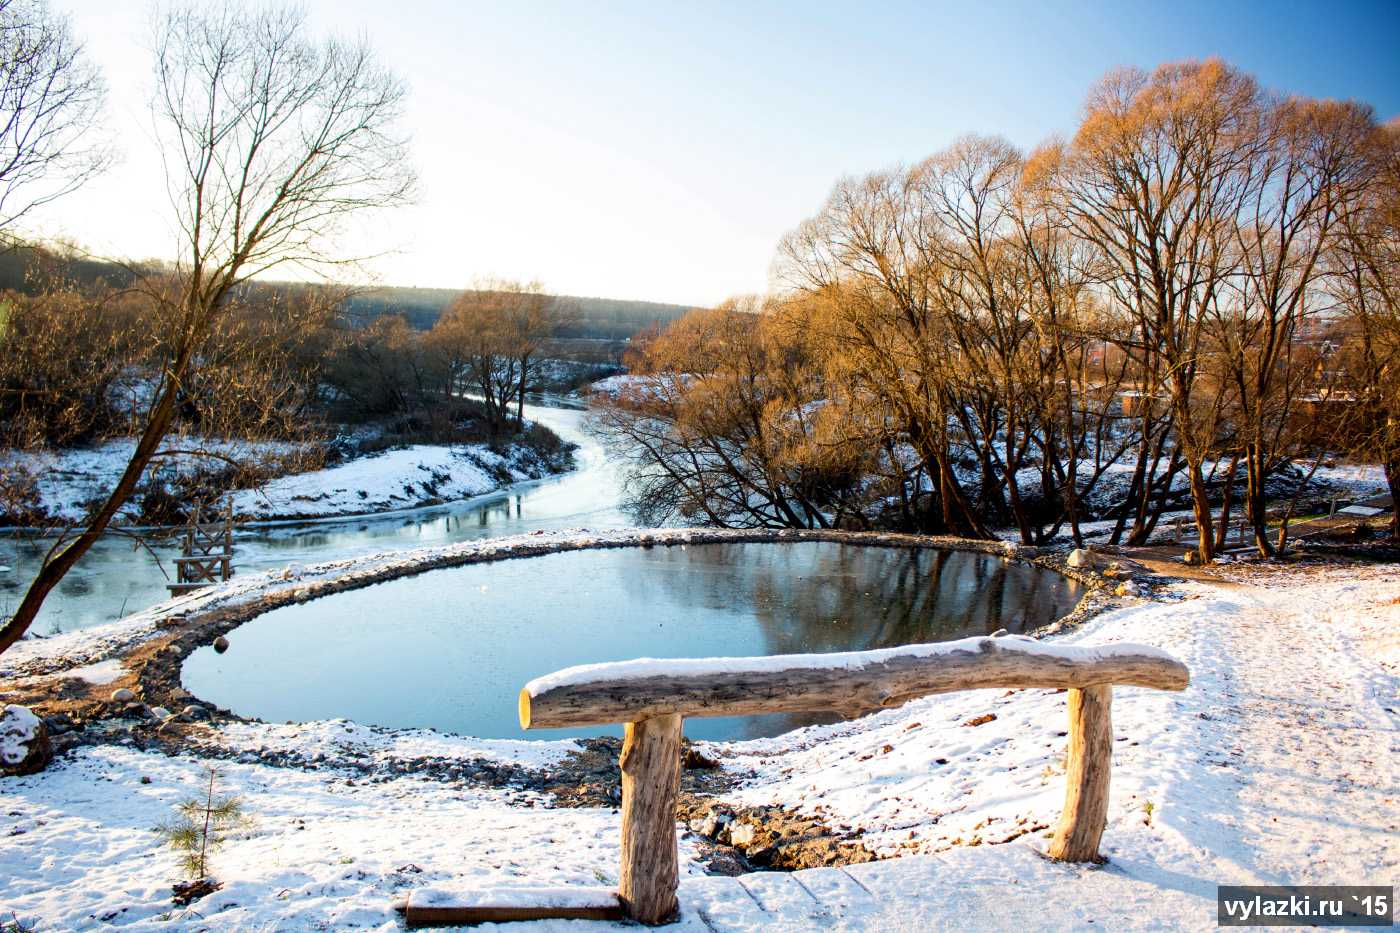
[181,541,1084,742]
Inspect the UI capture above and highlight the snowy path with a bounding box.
[1,562,1396,930]
[669,565,1400,931]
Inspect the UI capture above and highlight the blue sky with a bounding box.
[34,0,1400,306]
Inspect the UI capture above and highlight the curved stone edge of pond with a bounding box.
[5,527,1124,728]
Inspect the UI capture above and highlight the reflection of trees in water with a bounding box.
[255,495,526,554]
[621,542,1082,741]
[626,543,1081,657]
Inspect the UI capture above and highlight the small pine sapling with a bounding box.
[154,767,246,904]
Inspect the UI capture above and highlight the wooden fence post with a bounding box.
[1047,685,1112,862]
[617,713,683,924]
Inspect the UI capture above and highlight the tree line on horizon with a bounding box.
[598,59,1400,559]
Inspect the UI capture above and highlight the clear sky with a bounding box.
[26,0,1400,307]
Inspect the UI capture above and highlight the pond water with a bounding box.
[0,398,629,634]
[182,541,1083,742]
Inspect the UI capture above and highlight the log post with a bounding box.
[1047,685,1112,862]
[617,713,682,925]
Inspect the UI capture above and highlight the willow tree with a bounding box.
[1050,60,1267,562]
[593,298,864,529]
[1214,98,1378,555]
[776,163,993,537]
[429,280,562,439]
[0,2,414,654]
[1332,119,1400,542]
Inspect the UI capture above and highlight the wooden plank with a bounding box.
[1046,685,1113,862]
[401,886,624,927]
[404,903,625,926]
[521,638,1188,730]
[618,713,683,924]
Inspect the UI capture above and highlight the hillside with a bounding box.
[342,286,695,339]
[0,245,695,341]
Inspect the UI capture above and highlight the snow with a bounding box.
[215,719,579,773]
[1311,460,1389,497]
[230,443,541,521]
[410,883,618,909]
[2,437,303,524]
[1,543,1397,930]
[65,658,126,685]
[1,704,42,766]
[525,634,1181,696]
[1,434,566,525]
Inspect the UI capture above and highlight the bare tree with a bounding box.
[1053,60,1266,562]
[0,2,414,654]
[429,280,570,437]
[1213,98,1376,555]
[0,0,108,237]
[1331,119,1400,542]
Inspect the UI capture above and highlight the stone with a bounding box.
[212,636,230,654]
[182,705,211,721]
[1,705,52,777]
[43,714,74,736]
[727,822,756,848]
[702,847,748,876]
[149,707,172,721]
[681,746,720,770]
[1065,548,1093,569]
[110,688,136,703]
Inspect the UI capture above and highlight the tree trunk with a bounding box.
[1186,458,1215,563]
[1244,445,1275,557]
[1386,457,1400,543]
[1214,450,1240,554]
[516,352,529,428]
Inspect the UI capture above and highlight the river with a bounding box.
[0,397,629,635]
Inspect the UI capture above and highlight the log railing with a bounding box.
[406,635,1189,927]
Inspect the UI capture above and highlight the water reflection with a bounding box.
[182,542,1083,742]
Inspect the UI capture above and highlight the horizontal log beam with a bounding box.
[520,635,1188,730]
[401,886,624,927]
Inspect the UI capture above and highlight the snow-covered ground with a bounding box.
[1,538,1395,930]
[1,438,304,524]
[1,435,569,525]
[230,443,554,521]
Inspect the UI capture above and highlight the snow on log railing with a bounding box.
[404,635,1189,927]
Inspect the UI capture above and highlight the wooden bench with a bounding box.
[405,635,1189,927]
